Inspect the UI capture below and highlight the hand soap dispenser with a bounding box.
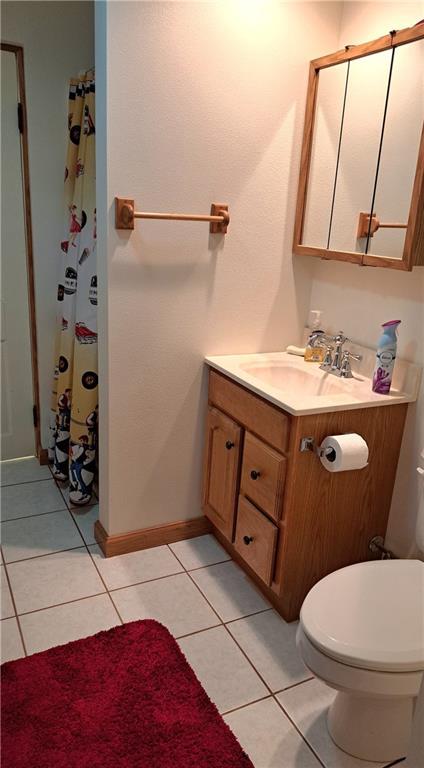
[304,310,325,363]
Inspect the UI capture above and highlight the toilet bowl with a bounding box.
[296,559,424,763]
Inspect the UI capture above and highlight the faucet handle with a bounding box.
[346,351,362,362]
[339,350,362,378]
[334,331,349,345]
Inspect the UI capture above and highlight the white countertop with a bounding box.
[205,351,421,416]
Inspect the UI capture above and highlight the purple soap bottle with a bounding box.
[372,320,401,394]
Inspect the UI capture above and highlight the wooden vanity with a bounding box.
[202,368,408,621]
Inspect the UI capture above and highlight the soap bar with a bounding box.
[286,345,306,356]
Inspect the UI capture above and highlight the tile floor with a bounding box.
[0,457,403,768]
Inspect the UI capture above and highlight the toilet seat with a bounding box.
[300,559,424,673]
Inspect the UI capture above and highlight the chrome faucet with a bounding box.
[308,330,362,378]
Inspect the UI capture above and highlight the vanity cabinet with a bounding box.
[202,369,408,621]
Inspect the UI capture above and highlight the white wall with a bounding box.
[2,1,94,449]
[96,1,342,535]
[308,2,424,556]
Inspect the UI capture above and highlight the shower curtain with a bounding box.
[49,74,97,506]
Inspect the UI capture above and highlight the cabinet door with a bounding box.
[202,406,241,540]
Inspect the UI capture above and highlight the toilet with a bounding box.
[297,559,424,763]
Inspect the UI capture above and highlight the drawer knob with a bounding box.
[250,470,261,480]
[225,440,235,450]
[243,535,253,545]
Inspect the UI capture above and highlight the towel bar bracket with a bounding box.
[115,197,229,234]
[357,211,407,239]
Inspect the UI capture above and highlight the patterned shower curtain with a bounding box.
[48,74,97,506]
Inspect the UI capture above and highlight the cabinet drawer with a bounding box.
[235,496,278,585]
[209,370,290,453]
[241,432,286,522]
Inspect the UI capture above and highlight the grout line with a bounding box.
[174,622,223,641]
[272,676,315,696]
[106,568,187,594]
[1,507,68,523]
[221,694,273,718]
[169,544,279,700]
[2,560,28,657]
[166,546,223,623]
[3,544,88,566]
[184,557,232,573]
[0,476,53,489]
[10,590,110,618]
[273,694,327,768]
[168,543,326,761]
[66,508,125,626]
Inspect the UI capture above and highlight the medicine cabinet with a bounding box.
[293,23,424,270]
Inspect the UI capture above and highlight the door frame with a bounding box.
[1,42,44,462]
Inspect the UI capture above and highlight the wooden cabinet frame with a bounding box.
[293,24,424,271]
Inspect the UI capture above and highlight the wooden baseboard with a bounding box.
[94,516,211,558]
[38,448,49,465]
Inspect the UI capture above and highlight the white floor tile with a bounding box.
[7,547,105,614]
[1,510,84,563]
[1,480,66,521]
[89,543,183,590]
[227,610,311,692]
[169,534,231,570]
[0,457,51,486]
[71,504,99,545]
[20,594,121,655]
[111,572,219,637]
[1,617,24,662]
[1,568,14,619]
[224,697,322,768]
[178,625,267,713]
[277,678,387,768]
[190,560,271,622]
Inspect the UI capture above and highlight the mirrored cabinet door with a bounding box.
[302,63,348,250]
[363,39,424,264]
[328,49,393,254]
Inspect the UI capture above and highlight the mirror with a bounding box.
[294,25,424,270]
[365,40,423,260]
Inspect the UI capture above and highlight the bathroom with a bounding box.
[1,1,423,766]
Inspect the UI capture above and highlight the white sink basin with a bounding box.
[205,352,420,415]
[239,361,347,397]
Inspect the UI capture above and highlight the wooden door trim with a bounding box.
[1,42,42,458]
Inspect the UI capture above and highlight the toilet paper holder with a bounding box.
[300,437,336,460]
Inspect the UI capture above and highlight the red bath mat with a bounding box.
[1,619,253,768]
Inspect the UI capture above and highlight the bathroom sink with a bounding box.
[205,351,420,415]
[239,361,347,396]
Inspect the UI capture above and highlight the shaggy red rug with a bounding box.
[1,619,253,768]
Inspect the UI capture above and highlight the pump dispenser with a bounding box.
[304,310,325,363]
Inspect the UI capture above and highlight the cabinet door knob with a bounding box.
[250,470,261,480]
[243,535,253,545]
[225,440,235,450]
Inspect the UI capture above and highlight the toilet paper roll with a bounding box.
[319,434,369,473]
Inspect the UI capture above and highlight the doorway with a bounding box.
[1,44,41,460]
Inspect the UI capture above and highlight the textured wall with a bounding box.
[96,1,342,535]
